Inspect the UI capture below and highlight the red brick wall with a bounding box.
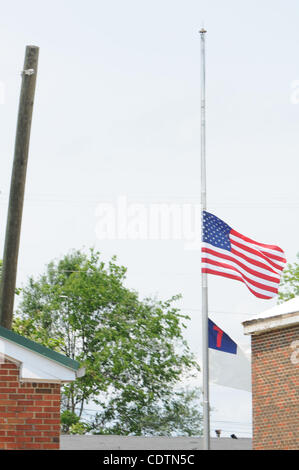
[0,358,61,450]
[251,325,299,450]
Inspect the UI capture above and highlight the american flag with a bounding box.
[201,211,286,299]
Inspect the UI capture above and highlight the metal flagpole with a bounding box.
[199,27,210,450]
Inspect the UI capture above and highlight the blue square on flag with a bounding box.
[208,319,237,355]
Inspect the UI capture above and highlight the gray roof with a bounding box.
[60,435,252,450]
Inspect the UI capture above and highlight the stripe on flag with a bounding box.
[202,211,286,299]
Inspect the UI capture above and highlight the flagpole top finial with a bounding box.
[199,28,207,34]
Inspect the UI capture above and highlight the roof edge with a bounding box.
[0,326,80,371]
[243,311,299,336]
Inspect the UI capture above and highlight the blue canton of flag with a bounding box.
[202,211,232,251]
[208,318,237,355]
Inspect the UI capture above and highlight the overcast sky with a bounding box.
[1,0,298,437]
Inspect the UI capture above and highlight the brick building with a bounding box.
[243,297,299,450]
[0,325,82,450]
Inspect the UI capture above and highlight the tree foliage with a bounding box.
[13,249,201,435]
[278,253,299,303]
[88,387,202,436]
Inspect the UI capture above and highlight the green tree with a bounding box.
[89,386,203,436]
[278,253,299,303]
[13,249,201,435]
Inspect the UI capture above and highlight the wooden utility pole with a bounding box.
[0,45,39,329]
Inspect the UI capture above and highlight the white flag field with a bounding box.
[208,318,251,392]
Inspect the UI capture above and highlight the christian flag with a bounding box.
[209,318,251,392]
[202,211,286,299]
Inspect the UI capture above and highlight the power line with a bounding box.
[180,308,256,316]
[212,419,252,426]
[14,267,258,316]
[79,408,252,428]
[0,192,298,208]
[74,408,252,434]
